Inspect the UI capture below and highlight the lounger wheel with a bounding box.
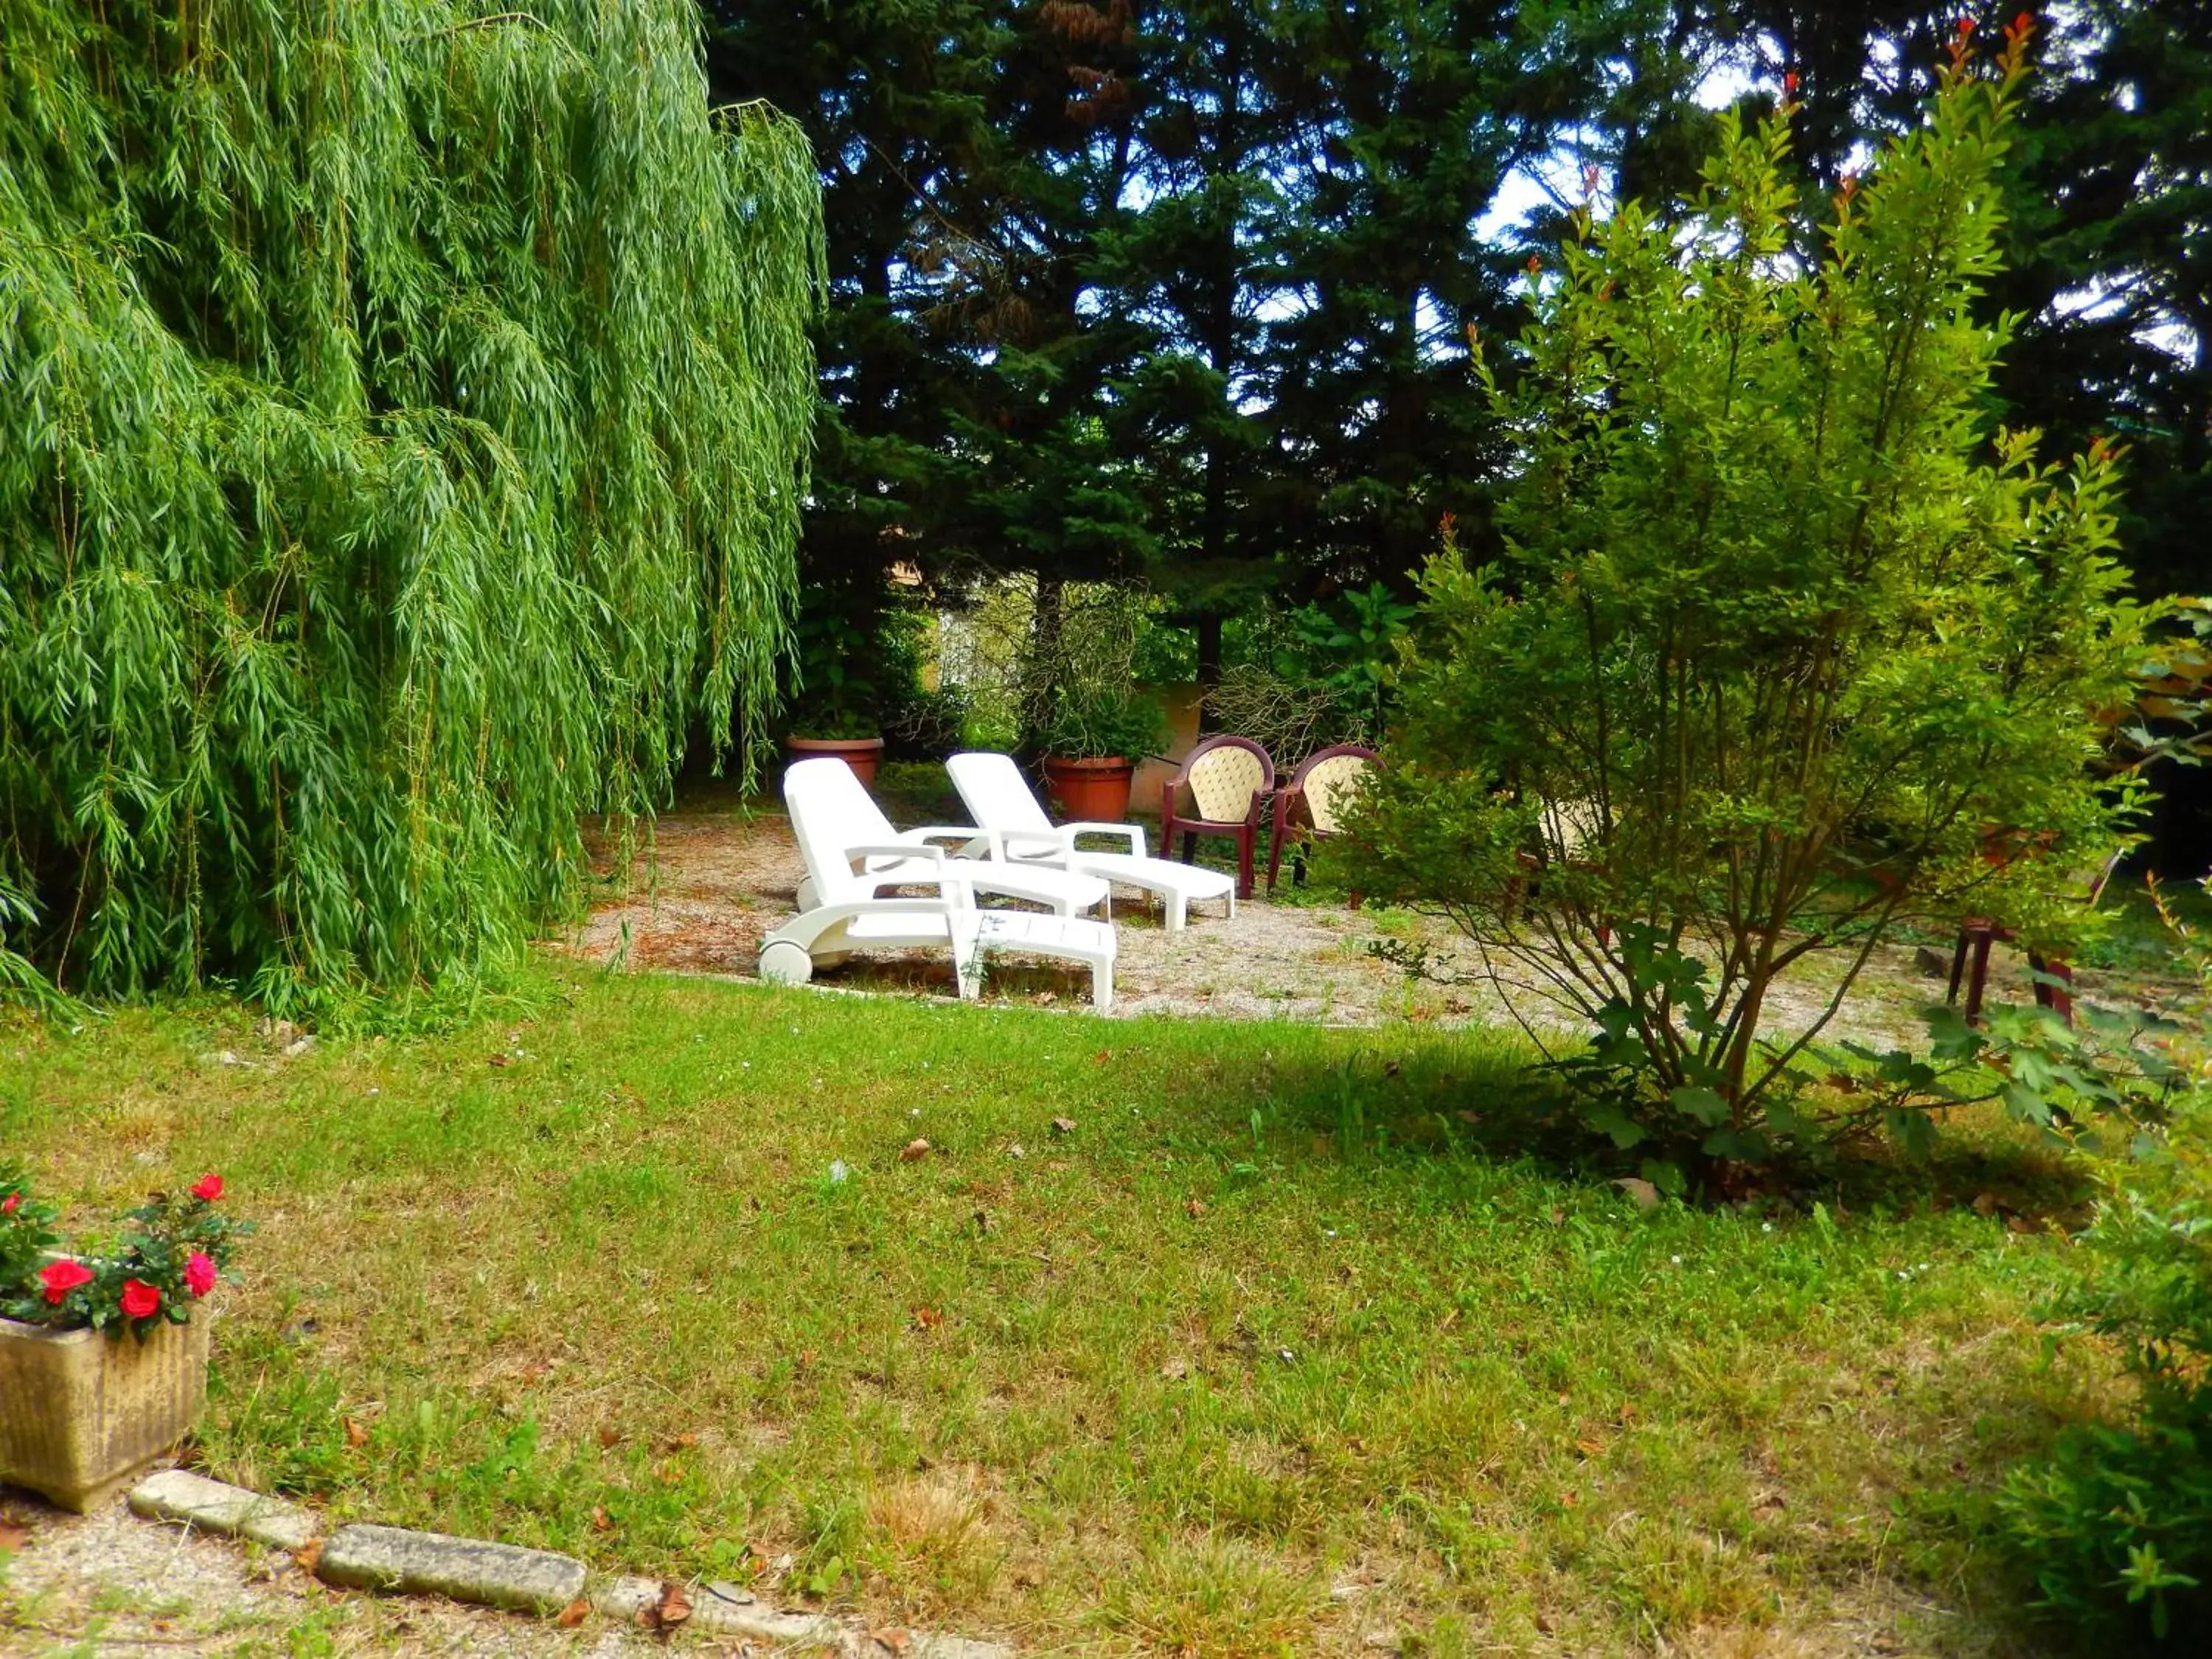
[759,939,815,987]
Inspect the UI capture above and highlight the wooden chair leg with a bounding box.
[2028,952,2077,1026]
[1180,831,1196,865]
[1235,827,1255,900]
[1964,926,1995,1025]
[1266,798,1289,894]
[1947,928,1972,1005]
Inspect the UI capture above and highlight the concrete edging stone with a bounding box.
[127,1468,1011,1654]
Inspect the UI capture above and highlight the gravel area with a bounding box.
[560,807,2175,1049]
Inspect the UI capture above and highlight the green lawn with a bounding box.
[2,968,2105,1655]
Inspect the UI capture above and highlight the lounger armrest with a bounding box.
[845,842,943,868]
[1000,827,1074,860]
[908,825,996,858]
[1065,821,1145,856]
[802,895,967,927]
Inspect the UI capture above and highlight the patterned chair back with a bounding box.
[1186,743,1269,822]
[1300,751,1373,834]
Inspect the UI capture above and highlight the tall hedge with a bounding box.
[0,1,821,1002]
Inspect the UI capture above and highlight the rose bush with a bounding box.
[0,1163,249,1337]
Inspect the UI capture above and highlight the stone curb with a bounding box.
[129,1469,319,1553]
[128,1470,1012,1654]
[319,1521,586,1615]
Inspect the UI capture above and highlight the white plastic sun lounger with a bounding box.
[759,759,1116,1006]
[946,751,1237,931]
[781,757,1110,917]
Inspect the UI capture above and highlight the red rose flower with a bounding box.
[1955,15,1975,35]
[191,1173,224,1202]
[121,1278,161,1319]
[40,1259,94,1304]
[185,1252,218,1298]
[1783,71,1799,94]
[1,1192,18,1215]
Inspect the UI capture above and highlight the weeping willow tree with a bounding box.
[0,1,821,1003]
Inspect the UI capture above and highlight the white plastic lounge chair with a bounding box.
[781,757,1110,917]
[945,751,1237,931]
[761,760,1116,1006]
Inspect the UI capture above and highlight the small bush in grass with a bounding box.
[1998,884,2212,1645]
[1345,18,2180,1172]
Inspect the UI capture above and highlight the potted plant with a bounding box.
[782,588,886,784]
[1034,684,1170,823]
[784,706,886,785]
[0,1164,248,1510]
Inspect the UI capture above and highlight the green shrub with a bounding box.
[1998,885,2212,1645]
[1344,21,2167,1166]
[1034,683,1170,762]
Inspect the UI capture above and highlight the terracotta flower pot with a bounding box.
[0,1312,210,1510]
[1041,756,1135,823]
[784,735,886,787]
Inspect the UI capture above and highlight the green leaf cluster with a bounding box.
[1346,32,2163,1152]
[0,0,822,1001]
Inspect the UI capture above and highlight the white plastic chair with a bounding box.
[945,751,1237,931]
[760,759,1116,1006]
[782,757,1110,917]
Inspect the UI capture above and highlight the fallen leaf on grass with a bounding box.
[1574,1438,1607,1458]
[1184,1197,1206,1219]
[591,1506,613,1532]
[1972,1190,2002,1217]
[557,1598,591,1629]
[486,1053,512,1068]
[900,1138,931,1162]
[869,1629,913,1656]
[344,1417,369,1447]
[1160,1356,1189,1380]
[1092,1049,1112,1065]
[597,1425,622,1448]
[913,1307,944,1330]
[296,1538,324,1576]
[1050,1116,1076,1135]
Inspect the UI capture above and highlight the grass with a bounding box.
[1,965,2113,1655]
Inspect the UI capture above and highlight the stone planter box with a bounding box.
[0,1312,209,1511]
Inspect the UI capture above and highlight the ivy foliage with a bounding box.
[0,1,821,1002]
[1344,21,2164,1161]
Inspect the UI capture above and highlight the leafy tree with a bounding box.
[1345,21,2163,1163]
[0,0,821,1003]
